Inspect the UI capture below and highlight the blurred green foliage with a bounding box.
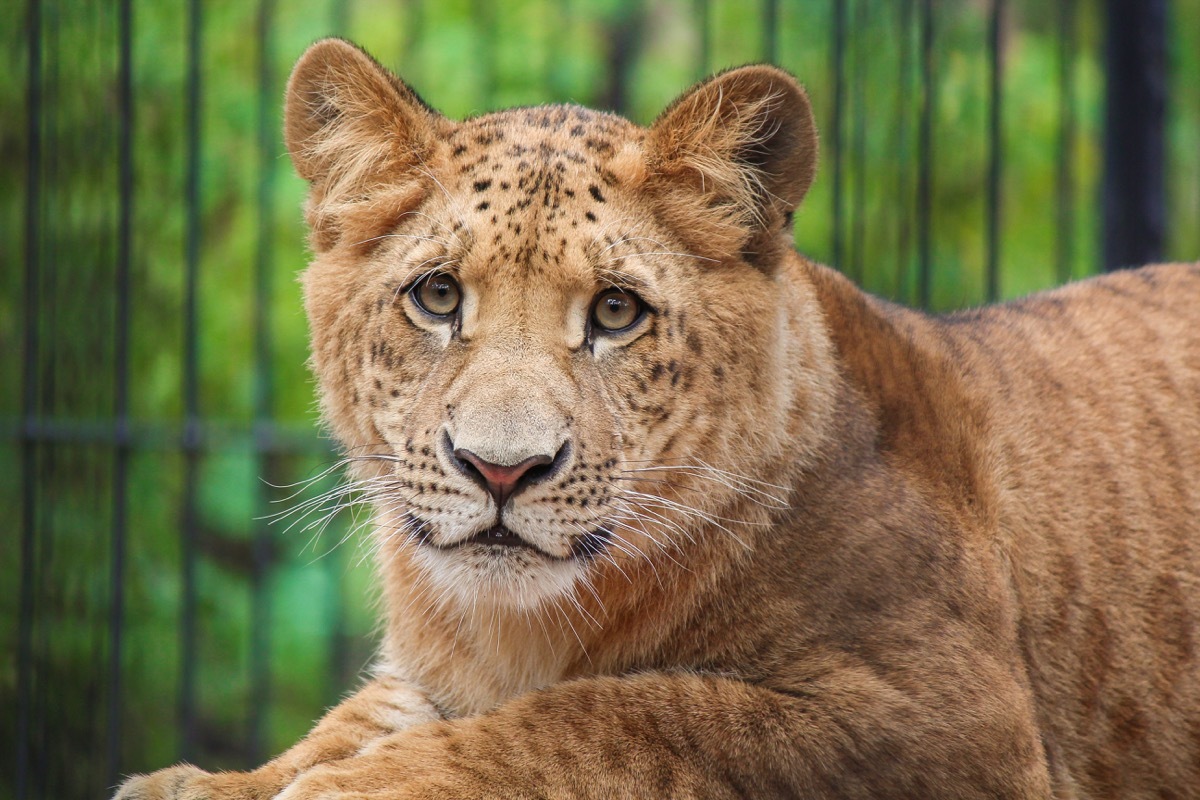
[1,0,1198,798]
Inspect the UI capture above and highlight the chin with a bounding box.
[411,543,588,613]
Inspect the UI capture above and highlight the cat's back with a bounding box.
[946,263,1200,797]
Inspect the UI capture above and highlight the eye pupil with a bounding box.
[592,290,641,332]
[413,273,461,317]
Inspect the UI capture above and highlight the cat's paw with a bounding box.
[113,764,283,800]
[112,765,210,800]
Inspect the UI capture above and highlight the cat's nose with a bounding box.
[450,444,567,509]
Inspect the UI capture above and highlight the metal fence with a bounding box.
[3,0,1198,797]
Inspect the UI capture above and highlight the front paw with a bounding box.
[112,765,210,800]
[114,765,282,800]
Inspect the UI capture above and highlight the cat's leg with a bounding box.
[112,674,439,800]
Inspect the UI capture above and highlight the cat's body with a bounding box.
[113,40,1199,799]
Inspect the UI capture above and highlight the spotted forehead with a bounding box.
[431,106,650,287]
[445,105,639,177]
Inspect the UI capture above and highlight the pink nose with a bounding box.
[452,448,555,509]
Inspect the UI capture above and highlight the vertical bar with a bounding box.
[17,0,43,796]
[330,0,349,35]
[602,0,642,116]
[545,0,567,99]
[248,0,276,764]
[402,0,423,82]
[180,0,203,763]
[917,0,934,308]
[694,0,710,78]
[896,0,913,302]
[830,0,845,269]
[1102,0,1166,270]
[850,0,867,284]
[35,6,60,791]
[106,0,134,786]
[471,0,497,108]
[986,0,1004,301]
[324,539,348,706]
[763,0,778,63]
[1055,0,1077,284]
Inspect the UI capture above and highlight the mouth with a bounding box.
[467,524,537,550]
[415,520,612,562]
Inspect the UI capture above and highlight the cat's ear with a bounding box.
[284,38,450,251]
[645,66,818,265]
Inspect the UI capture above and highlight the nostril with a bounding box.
[523,461,552,483]
[527,441,571,485]
[451,449,487,488]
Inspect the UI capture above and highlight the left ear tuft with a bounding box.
[646,66,818,263]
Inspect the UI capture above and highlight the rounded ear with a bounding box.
[646,66,818,262]
[284,37,444,183]
[284,39,449,250]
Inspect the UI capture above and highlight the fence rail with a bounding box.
[3,1,1198,797]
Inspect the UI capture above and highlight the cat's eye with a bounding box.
[411,273,461,318]
[591,289,643,333]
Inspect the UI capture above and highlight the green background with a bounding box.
[1,0,1198,797]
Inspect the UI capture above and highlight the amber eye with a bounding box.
[411,273,461,318]
[591,289,642,332]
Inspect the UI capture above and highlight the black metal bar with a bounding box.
[917,0,934,308]
[695,0,710,78]
[106,0,134,786]
[1056,0,1077,284]
[546,0,567,98]
[180,0,203,763]
[830,0,845,269]
[1102,0,1166,270]
[896,0,913,302]
[325,544,349,707]
[601,0,644,116]
[330,0,350,35]
[986,0,1003,301]
[32,9,61,788]
[470,0,497,107]
[17,0,42,796]
[402,0,424,81]
[248,0,276,764]
[763,0,778,63]
[850,0,867,284]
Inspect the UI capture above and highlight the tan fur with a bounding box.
[115,39,1199,800]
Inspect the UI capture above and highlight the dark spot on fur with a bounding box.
[588,185,606,203]
[474,179,492,192]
